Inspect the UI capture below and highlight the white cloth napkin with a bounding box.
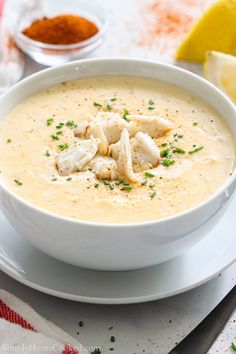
[0,0,25,93]
[0,290,88,354]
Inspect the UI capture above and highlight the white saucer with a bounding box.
[0,195,236,304]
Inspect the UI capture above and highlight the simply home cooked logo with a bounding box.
[0,344,101,353]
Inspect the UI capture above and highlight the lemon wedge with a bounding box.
[204,51,236,103]
[175,0,236,63]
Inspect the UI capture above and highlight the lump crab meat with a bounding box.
[73,120,90,138]
[131,132,160,171]
[75,113,172,145]
[74,120,108,156]
[117,128,140,183]
[108,140,121,161]
[70,112,173,181]
[90,123,109,156]
[89,156,118,180]
[56,137,99,176]
[127,114,173,138]
[74,112,130,146]
[109,132,160,172]
[96,112,129,144]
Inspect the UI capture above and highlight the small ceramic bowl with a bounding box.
[15,0,107,66]
[0,58,235,271]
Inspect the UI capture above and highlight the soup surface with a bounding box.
[0,76,235,223]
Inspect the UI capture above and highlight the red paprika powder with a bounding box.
[23,15,99,45]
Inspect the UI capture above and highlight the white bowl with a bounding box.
[0,59,235,271]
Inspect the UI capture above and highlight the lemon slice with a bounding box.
[204,51,236,103]
[175,0,236,63]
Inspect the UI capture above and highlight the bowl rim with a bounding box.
[0,57,236,228]
[15,2,108,50]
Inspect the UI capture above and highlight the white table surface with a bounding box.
[1,0,236,353]
[1,266,235,354]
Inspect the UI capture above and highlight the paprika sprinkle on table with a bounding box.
[22,15,99,45]
[137,0,214,54]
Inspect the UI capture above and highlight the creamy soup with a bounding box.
[0,76,235,223]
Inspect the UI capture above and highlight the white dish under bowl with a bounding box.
[0,201,235,304]
[0,58,235,271]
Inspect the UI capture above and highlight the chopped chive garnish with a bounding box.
[58,143,69,151]
[174,133,183,138]
[45,150,51,157]
[107,102,113,110]
[51,134,59,140]
[141,180,148,185]
[66,120,77,128]
[172,147,185,154]
[162,159,175,167]
[94,183,99,188]
[173,133,183,142]
[193,122,198,126]
[104,180,110,186]
[149,184,155,189]
[6,138,12,143]
[56,123,64,129]
[161,143,167,147]
[148,99,155,110]
[123,108,130,122]
[115,180,123,185]
[56,130,63,135]
[47,118,54,126]
[121,185,132,191]
[66,177,72,181]
[231,342,236,351]
[189,146,204,154]
[160,149,170,157]
[148,99,155,106]
[122,182,130,186]
[144,172,155,178]
[52,177,57,181]
[109,184,114,190]
[150,191,157,199]
[14,179,22,186]
[93,102,102,108]
[107,96,117,110]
